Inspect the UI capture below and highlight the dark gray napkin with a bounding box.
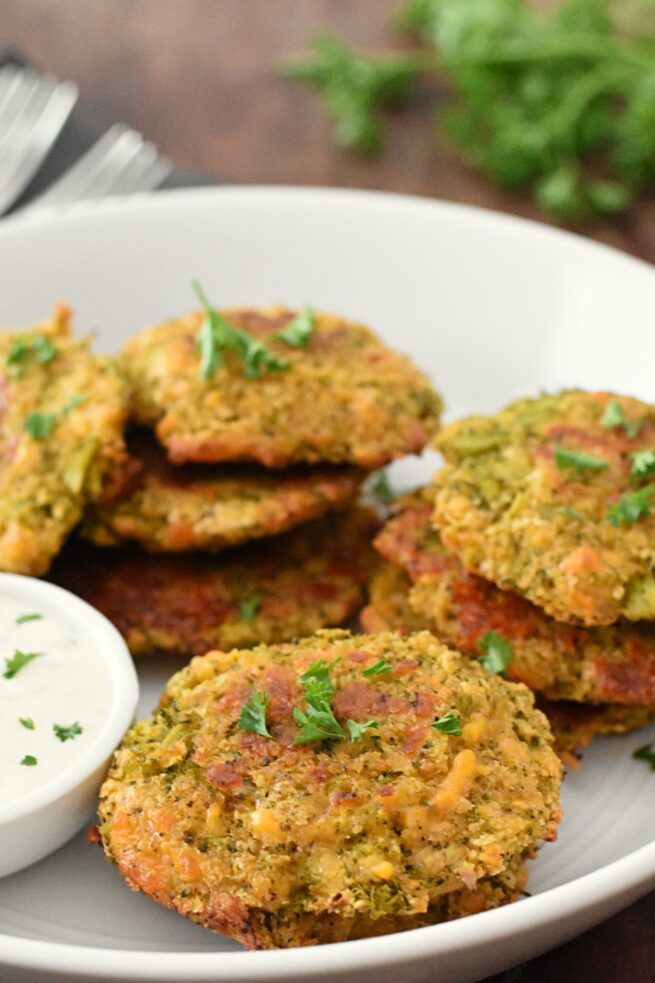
[0,44,219,210]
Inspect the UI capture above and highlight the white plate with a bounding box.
[0,187,655,983]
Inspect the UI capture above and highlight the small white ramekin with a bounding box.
[0,574,139,877]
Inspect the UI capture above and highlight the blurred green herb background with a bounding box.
[282,0,655,221]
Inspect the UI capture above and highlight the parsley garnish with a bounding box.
[431,710,462,735]
[63,394,87,415]
[346,718,378,741]
[22,412,57,440]
[3,649,43,679]
[608,485,654,527]
[363,658,393,677]
[631,449,655,480]
[555,447,608,474]
[21,755,37,767]
[634,744,655,770]
[292,704,344,744]
[193,280,289,380]
[7,334,58,369]
[53,721,83,742]
[601,401,641,438]
[16,612,43,624]
[292,658,344,745]
[19,717,35,730]
[238,690,271,738]
[479,632,514,675]
[239,595,262,621]
[370,469,394,505]
[276,306,316,347]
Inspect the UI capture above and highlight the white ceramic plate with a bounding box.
[0,187,655,983]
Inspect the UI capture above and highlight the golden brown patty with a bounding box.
[52,509,378,657]
[372,493,655,705]
[432,390,655,625]
[360,565,655,764]
[536,698,655,767]
[121,306,441,468]
[0,305,129,575]
[98,630,561,948]
[81,429,365,552]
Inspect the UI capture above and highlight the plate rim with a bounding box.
[1,183,655,979]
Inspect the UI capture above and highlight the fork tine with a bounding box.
[0,68,77,215]
[22,124,172,212]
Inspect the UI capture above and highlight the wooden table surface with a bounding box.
[1,1,654,980]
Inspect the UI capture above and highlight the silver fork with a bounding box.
[20,122,174,215]
[0,64,78,215]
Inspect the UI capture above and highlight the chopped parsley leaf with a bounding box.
[53,721,83,742]
[21,755,37,767]
[16,612,43,624]
[19,717,35,730]
[479,632,514,675]
[370,469,394,504]
[363,658,393,677]
[292,657,344,745]
[7,335,58,369]
[193,279,289,380]
[3,649,43,679]
[346,718,378,741]
[238,690,271,738]
[432,710,462,735]
[631,449,655,481]
[608,485,654,527]
[23,412,57,440]
[63,394,87,415]
[634,744,655,771]
[239,595,262,621]
[276,306,315,347]
[555,447,608,474]
[601,401,640,438]
[292,704,344,745]
[299,658,339,707]
[33,335,58,364]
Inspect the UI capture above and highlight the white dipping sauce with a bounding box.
[0,592,113,806]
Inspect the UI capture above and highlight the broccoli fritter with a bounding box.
[82,429,365,552]
[372,493,655,705]
[121,307,441,468]
[0,305,128,575]
[360,566,655,765]
[433,390,655,625]
[98,630,561,948]
[52,509,378,657]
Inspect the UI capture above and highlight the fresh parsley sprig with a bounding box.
[282,33,424,154]
[555,447,608,474]
[479,631,514,675]
[239,690,271,738]
[370,469,395,505]
[432,710,462,735]
[346,718,378,741]
[7,334,58,370]
[608,484,654,526]
[363,658,393,677]
[630,449,655,480]
[276,306,316,347]
[193,280,289,380]
[3,649,43,679]
[239,595,262,621]
[284,1,655,220]
[633,743,655,770]
[53,721,83,742]
[23,412,57,440]
[601,400,641,438]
